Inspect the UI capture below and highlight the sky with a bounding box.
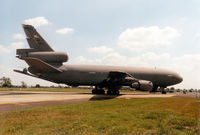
[0,0,200,89]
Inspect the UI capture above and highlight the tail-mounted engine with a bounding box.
[17,49,68,63]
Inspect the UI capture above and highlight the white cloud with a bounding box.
[72,51,156,67]
[140,52,170,63]
[118,26,180,52]
[10,42,24,50]
[24,17,49,28]
[101,52,128,66]
[13,33,25,40]
[195,33,200,39]
[0,45,10,54]
[56,28,74,34]
[73,56,101,64]
[172,54,200,71]
[74,56,88,63]
[170,54,200,89]
[99,52,171,67]
[0,42,24,55]
[88,46,114,54]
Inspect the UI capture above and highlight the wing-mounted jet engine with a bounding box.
[17,50,68,64]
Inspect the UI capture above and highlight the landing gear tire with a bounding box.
[92,89,96,94]
[115,90,120,95]
[150,86,158,93]
[161,91,167,94]
[107,90,112,95]
[107,90,120,95]
[92,89,105,95]
[160,87,167,94]
[99,90,105,95]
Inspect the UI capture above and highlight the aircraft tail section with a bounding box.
[17,24,68,64]
[16,24,68,75]
[22,24,54,52]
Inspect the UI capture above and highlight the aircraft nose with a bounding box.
[167,72,183,85]
[176,74,183,83]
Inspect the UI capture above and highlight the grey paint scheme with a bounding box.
[15,24,183,90]
[43,65,182,87]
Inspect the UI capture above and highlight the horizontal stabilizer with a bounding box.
[13,69,40,78]
[14,69,58,83]
[20,57,62,73]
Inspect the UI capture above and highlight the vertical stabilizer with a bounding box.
[22,24,54,52]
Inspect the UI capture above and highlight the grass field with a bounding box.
[0,97,199,135]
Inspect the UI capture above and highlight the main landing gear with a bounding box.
[92,86,105,95]
[92,86,120,95]
[160,87,167,94]
[107,89,120,95]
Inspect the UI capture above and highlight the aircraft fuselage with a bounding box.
[43,64,183,88]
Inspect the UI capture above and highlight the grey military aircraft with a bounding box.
[14,24,183,95]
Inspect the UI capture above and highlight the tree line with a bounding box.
[0,76,40,88]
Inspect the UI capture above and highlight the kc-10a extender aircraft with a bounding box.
[14,24,183,95]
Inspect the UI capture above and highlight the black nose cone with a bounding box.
[176,75,183,84]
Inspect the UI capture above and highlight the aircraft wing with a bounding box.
[100,71,138,88]
[108,71,133,79]
[19,57,62,73]
[103,71,153,91]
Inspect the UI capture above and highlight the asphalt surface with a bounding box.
[0,91,197,114]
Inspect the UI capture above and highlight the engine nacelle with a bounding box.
[28,51,68,63]
[131,80,153,91]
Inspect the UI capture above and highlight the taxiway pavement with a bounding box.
[0,91,179,114]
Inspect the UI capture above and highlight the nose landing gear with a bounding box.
[150,86,167,94]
